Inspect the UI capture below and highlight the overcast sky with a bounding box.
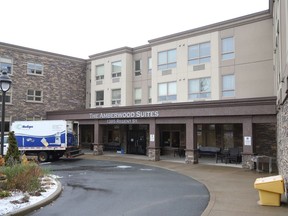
[1,0,269,59]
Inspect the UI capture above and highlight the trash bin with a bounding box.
[254,175,284,206]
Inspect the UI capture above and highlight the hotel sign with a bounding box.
[89,111,159,119]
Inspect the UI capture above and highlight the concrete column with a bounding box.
[93,121,103,155]
[185,118,198,164]
[147,119,160,161]
[242,117,254,169]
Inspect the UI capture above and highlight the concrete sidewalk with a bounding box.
[81,153,288,216]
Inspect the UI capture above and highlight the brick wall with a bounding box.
[0,45,87,121]
[277,99,288,180]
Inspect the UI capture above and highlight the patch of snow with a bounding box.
[116,165,132,169]
[0,175,59,215]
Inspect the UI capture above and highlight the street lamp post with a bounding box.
[0,69,12,156]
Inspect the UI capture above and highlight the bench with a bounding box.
[198,146,220,158]
[103,142,121,151]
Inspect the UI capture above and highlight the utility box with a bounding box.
[254,175,284,206]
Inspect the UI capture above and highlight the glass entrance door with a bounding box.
[127,130,146,155]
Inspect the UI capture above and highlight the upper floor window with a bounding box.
[111,89,121,105]
[222,37,235,60]
[188,42,211,65]
[96,90,104,106]
[26,116,42,121]
[0,57,13,75]
[112,61,121,78]
[188,77,211,99]
[27,62,43,75]
[148,57,152,74]
[27,89,43,102]
[96,64,104,80]
[222,74,235,97]
[0,89,12,104]
[158,81,177,102]
[158,49,176,70]
[134,88,142,104]
[135,60,141,76]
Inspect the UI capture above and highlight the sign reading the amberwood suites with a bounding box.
[89,111,159,119]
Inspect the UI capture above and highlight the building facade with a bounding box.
[47,6,277,167]
[1,0,285,173]
[0,42,87,126]
[273,0,288,180]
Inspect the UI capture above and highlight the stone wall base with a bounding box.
[93,144,103,155]
[148,148,160,161]
[185,149,199,164]
[242,154,254,169]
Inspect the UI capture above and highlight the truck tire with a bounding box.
[38,152,48,162]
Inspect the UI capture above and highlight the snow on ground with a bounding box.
[0,175,59,215]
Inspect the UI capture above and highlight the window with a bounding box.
[188,77,211,99]
[135,60,141,76]
[148,57,152,73]
[0,57,12,75]
[26,116,42,121]
[158,81,177,102]
[148,86,152,103]
[111,89,121,105]
[96,90,104,106]
[112,61,121,78]
[27,62,43,75]
[134,88,142,104]
[158,49,176,70]
[222,75,235,97]
[222,37,235,60]
[96,64,104,80]
[27,90,43,102]
[0,90,12,103]
[188,42,211,65]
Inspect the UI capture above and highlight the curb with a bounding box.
[7,178,62,216]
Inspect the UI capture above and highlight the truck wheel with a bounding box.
[38,152,48,162]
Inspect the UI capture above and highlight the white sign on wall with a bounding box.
[150,134,155,142]
[244,136,252,146]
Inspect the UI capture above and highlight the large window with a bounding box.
[135,60,141,76]
[158,81,177,102]
[0,57,12,75]
[188,77,211,99]
[188,42,211,65]
[96,90,104,106]
[112,61,121,78]
[222,37,235,60]
[27,62,43,75]
[111,89,121,105]
[158,49,176,70]
[134,88,142,104]
[27,90,43,102]
[96,64,104,80]
[222,75,235,97]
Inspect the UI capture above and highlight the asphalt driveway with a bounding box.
[29,158,209,216]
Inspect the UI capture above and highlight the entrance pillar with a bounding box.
[93,121,103,155]
[148,119,160,161]
[242,117,254,169]
[185,118,198,164]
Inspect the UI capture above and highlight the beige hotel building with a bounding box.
[0,0,287,181]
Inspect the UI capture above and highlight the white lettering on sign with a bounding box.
[89,111,159,119]
[107,119,138,124]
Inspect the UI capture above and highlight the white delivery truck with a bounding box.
[10,120,83,162]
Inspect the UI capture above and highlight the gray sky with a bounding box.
[1,0,269,59]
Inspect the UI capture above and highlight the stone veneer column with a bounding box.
[147,119,160,161]
[93,121,103,155]
[242,117,254,169]
[185,118,198,164]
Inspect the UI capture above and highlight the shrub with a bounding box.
[0,163,49,192]
[4,131,21,165]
